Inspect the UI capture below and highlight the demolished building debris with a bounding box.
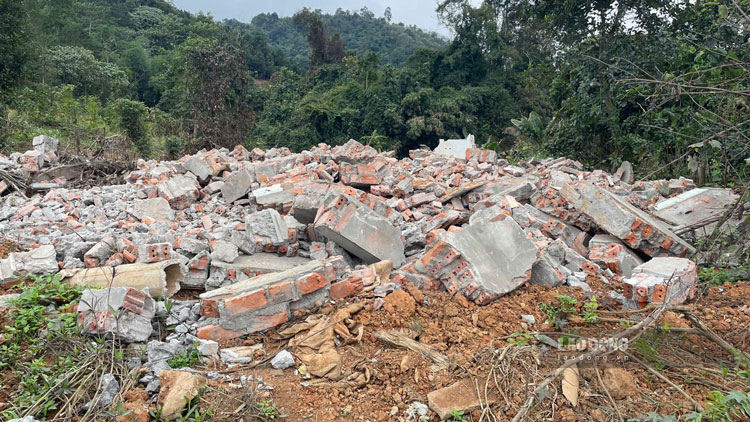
[0,136,744,346]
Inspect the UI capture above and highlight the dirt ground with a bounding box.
[3,234,749,421]
[188,278,750,422]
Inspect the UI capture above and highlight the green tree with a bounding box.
[115,98,150,157]
[0,0,30,92]
[46,46,128,99]
[183,41,253,148]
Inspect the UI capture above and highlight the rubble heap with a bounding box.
[0,136,744,343]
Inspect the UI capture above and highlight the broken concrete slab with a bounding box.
[415,213,537,304]
[623,257,697,306]
[77,287,155,342]
[252,184,294,207]
[212,253,310,276]
[184,156,212,183]
[563,183,695,257]
[653,187,738,233]
[247,208,289,248]
[221,167,256,203]
[127,197,175,221]
[0,245,58,284]
[314,194,405,266]
[433,135,475,159]
[158,174,201,210]
[210,240,239,263]
[589,242,643,277]
[197,256,348,341]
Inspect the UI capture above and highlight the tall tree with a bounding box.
[184,42,253,148]
[0,0,30,92]
[293,8,348,69]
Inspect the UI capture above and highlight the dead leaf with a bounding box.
[562,365,579,407]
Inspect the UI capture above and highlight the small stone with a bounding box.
[271,350,295,370]
[196,339,219,356]
[602,367,637,400]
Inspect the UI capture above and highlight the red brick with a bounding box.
[623,232,640,248]
[329,276,364,300]
[200,300,219,318]
[224,289,269,315]
[247,311,289,333]
[661,237,674,250]
[640,224,654,239]
[196,324,243,341]
[268,281,296,304]
[295,272,329,295]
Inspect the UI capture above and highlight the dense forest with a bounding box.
[251,8,448,68]
[0,0,748,184]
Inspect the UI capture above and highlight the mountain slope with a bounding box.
[251,9,448,68]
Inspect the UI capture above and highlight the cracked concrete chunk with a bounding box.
[78,287,155,342]
[314,194,405,266]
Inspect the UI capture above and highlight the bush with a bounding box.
[114,98,150,157]
[164,135,184,159]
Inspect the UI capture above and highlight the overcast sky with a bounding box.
[172,0,451,36]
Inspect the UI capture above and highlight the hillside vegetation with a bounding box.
[0,0,748,185]
[251,8,447,68]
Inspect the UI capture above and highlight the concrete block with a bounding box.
[653,188,738,233]
[433,135,475,159]
[622,257,697,306]
[221,167,256,203]
[198,257,346,340]
[0,245,58,283]
[563,183,694,257]
[331,139,378,163]
[247,209,289,248]
[158,174,201,210]
[210,240,239,264]
[78,287,155,342]
[184,156,212,183]
[415,213,537,304]
[128,198,175,221]
[314,194,405,266]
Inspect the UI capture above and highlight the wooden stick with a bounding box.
[375,330,453,369]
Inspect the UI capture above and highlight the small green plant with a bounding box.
[632,332,667,370]
[408,319,425,334]
[447,408,468,422]
[685,390,750,422]
[583,296,600,324]
[258,399,282,420]
[508,329,534,346]
[539,293,577,329]
[0,273,91,419]
[699,265,750,287]
[164,297,174,314]
[176,391,213,422]
[168,344,201,369]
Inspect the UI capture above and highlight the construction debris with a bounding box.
[2,133,749,422]
[0,135,744,342]
[77,287,155,342]
[61,260,183,298]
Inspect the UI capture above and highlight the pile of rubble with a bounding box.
[1,134,745,415]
